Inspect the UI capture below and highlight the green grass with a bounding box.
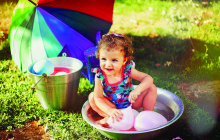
[111,0,220,80]
[1,0,220,139]
[0,1,17,32]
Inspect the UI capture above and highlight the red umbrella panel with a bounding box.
[9,0,114,72]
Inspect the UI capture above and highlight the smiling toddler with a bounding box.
[88,33,157,124]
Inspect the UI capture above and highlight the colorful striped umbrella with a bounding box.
[9,0,114,72]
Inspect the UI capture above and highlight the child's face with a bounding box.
[99,47,126,77]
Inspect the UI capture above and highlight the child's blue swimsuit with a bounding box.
[95,61,134,109]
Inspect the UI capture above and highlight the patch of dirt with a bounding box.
[176,80,220,120]
[0,120,50,140]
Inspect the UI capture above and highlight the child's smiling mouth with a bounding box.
[105,68,113,71]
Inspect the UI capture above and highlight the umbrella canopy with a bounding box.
[9,0,114,72]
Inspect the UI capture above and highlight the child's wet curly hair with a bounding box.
[96,33,134,61]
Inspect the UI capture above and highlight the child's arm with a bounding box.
[93,75,123,122]
[129,67,154,103]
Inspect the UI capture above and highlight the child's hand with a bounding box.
[108,108,123,123]
[129,91,139,103]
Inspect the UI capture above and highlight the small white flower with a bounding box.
[162,10,165,15]
[164,61,172,66]
[203,20,212,24]
[44,125,47,132]
[130,19,137,24]
[149,7,153,11]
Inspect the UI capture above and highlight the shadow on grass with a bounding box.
[129,34,220,80]
[0,40,11,60]
[0,0,18,5]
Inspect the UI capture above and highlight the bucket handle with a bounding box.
[31,73,48,90]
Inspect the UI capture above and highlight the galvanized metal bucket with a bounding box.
[28,57,83,110]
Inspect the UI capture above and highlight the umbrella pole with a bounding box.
[28,0,37,6]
